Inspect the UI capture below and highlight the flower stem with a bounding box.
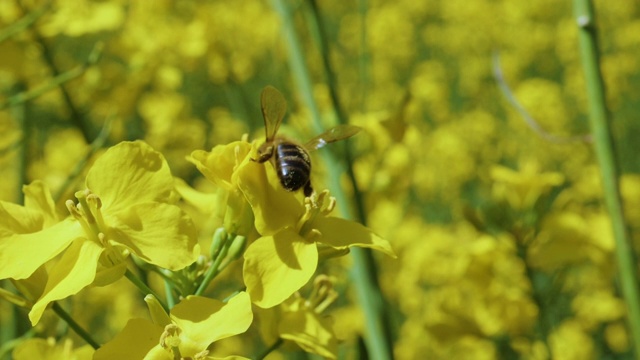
[194,229,232,296]
[272,0,394,358]
[255,338,283,360]
[125,269,169,313]
[573,0,640,355]
[51,302,100,349]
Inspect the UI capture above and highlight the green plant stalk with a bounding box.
[272,0,393,358]
[194,231,232,296]
[0,1,51,43]
[51,302,100,349]
[574,0,640,355]
[125,269,169,313]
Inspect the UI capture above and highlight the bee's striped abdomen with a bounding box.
[275,142,311,192]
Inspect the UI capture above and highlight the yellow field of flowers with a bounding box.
[1,0,639,359]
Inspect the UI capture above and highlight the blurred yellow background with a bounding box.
[1,0,639,359]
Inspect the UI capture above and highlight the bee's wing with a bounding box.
[261,86,287,141]
[304,124,362,151]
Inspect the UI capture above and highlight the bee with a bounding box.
[253,85,361,197]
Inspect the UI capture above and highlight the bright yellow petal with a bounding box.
[243,230,318,308]
[280,305,337,359]
[171,292,253,355]
[29,239,103,325]
[86,141,174,213]
[236,157,303,235]
[109,202,199,270]
[189,141,251,190]
[93,318,164,360]
[0,218,83,280]
[314,217,396,258]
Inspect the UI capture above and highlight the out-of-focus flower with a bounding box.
[12,338,94,360]
[94,292,253,360]
[491,161,564,211]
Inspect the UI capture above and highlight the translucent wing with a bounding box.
[304,124,362,151]
[261,86,287,141]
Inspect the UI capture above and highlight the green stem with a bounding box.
[573,0,640,355]
[0,43,103,111]
[51,302,100,349]
[272,1,393,358]
[0,1,51,43]
[125,269,169,313]
[255,338,284,360]
[194,231,232,296]
[53,117,112,202]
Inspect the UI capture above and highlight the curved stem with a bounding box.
[51,302,100,349]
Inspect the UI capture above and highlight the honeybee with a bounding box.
[253,86,361,197]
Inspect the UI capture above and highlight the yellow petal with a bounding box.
[171,292,253,355]
[314,217,396,258]
[109,202,200,270]
[93,318,164,360]
[188,141,251,190]
[243,230,318,308]
[279,306,337,359]
[29,239,104,325]
[0,218,83,280]
[86,141,174,213]
[236,157,303,235]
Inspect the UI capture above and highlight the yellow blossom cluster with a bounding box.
[1,0,640,359]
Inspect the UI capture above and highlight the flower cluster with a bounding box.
[1,137,393,358]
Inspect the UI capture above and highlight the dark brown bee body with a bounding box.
[275,141,313,196]
[255,86,361,197]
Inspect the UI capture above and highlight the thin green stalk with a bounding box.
[53,116,112,201]
[51,302,100,349]
[573,0,640,355]
[255,338,284,360]
[125,269,169,313]
[272,1,393,358]
[0,43,103,111]
[194,231,232,296]
[0,1,51,43]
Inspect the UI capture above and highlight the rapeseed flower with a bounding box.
[0,141,199,325]
[257,275,339,359]
[94,292,253,360]
[12,338,93,360]
[190,139,395,308]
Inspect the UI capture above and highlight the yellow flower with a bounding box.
[0,141,199,325]
[189,140,254,236]
[12,338,94,360]
[257,275,339,359]
[94,292,253,360]
[236,145,395,308]
[490,161,564,211]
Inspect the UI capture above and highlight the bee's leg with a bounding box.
[303,182,314,197]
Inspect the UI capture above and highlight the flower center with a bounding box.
[296,190,336,240]
[66,189,127,266]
